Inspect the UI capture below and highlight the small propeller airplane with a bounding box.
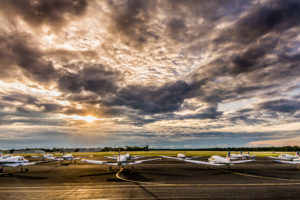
[59,153,81,162]
[231,151,256,160]
[274,157,300,168]
[0,153,37,172]
[104,152,143,160]
[267,151,299,161]
[82,151,161,170]
[31,151,84,164]
[162,152,255,169]
[31,153,57,161]
[162,151,202,160]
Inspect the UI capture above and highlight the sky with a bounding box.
[0,0,299,149]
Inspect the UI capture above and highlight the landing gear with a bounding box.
[25,168,29,172]
[205,166,208,170]
[109,166,113,171]
[0,166,4,173]
[227,165,230,170]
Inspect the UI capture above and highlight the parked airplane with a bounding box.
[0,153,36,172]
[274,158,300,168]
[83,151,161,170]
[104,153,143,160]
[52,154,83,164]
[32,153,56,161]
[164,151,201,160]
[267,151,299,161]
[162,152,255,169]
[231,151,256,160]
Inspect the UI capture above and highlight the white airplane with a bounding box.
[104,153,143,160]
[231,151,256,160]
[163,151,202,160]
[83,152,161,170]
[53,154,82,164]
[274,157,300,168]
[32,153,57,161]
[267,151,299,161]
[0,153,36,172]
[162,152,255,169]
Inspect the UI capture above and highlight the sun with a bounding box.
[61,114,98,122]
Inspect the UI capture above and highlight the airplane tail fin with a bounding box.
[226,151,231,162]
[296,151,299,156]
[240,150,243,155]
[0,153,2,157]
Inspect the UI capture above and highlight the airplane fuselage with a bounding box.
[0,156,29,167]
[208,155,230,164]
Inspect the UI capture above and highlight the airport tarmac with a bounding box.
[0,157,300,199]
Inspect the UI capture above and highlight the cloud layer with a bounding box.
[0,0,299,148]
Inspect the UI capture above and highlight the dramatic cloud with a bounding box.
[0,0,299,148]
[0,0,87,28]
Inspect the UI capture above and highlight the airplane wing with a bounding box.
[161,156,184,161]
[31,156,41,158]
[21,162,36,166]
[1,162,36,168]
[131,156,144,160]
[227,159,255,164]
[82,159,120,165]
[82,159,108,164]
[180,159,225,166]
[129,158,161,164]
[186,156,202,160]
[104,156,117,159]
[274,160,300,164]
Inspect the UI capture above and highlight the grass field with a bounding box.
[10,151,298,158]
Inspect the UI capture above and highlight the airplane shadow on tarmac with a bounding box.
[79,171,116,177]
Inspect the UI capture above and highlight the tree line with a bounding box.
[2,145,300,153]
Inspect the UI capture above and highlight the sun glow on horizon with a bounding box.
[60,114,99,123]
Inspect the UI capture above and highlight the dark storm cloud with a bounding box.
[107,0,157,46]
[229,0,300,44]
[58,64,120,96]
[0,34,58,82]
[2,93,37,105]
[176,106,223,120]
[229,38,278,75]
[1,93,63,114]
[0,0,87,28]
[228,109,266,125]
[106,81,189,114]
[259,99,300,114]
[106,0,248,47]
